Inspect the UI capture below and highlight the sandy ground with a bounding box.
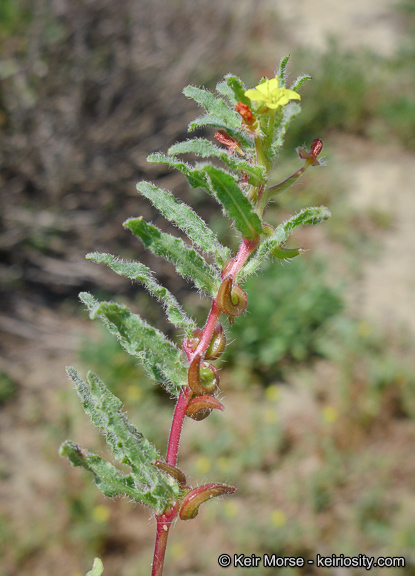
[276,0,415,337]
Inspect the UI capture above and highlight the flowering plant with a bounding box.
[60,56,329,576]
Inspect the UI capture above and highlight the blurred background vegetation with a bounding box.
[1,0,415,575]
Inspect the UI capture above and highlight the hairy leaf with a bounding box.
[203,165,263,240]
[168,139,265,186]
[271,102,302,155]
[183,85,241,129]
[124,217,221,296]
[276,55,291,86]
[61,369,178,511]
[86,252,196,335]
[238,206,331,281]
[136,181,230,267]
[79,292,188,395]
[147,153,209,189]
[216,74,251,107]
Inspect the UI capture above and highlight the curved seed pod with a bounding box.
[183,328,203,357]
[217,276,248,317]
[188,354,220,395]
[153,460,187,487]
[205,323,226,360]
[185,395,224,421]
[221,258,236,279]
[179,483,236,520]
[199,363,220,394]
[188,354,204,395]
[272,245,304,259]
[261,222,275,237]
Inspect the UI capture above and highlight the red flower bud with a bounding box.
[179,483,236,520]
[214,130,244,155]
[235,101,254,126]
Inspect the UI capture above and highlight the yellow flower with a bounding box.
[245,78,301,110]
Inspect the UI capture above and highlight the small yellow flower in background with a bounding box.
[195,455,211,474]
[92,504,110,523]
[126,384,142,401]
[245,78,301,110]
[270,509,287,527]
[217,456,232,474]
[322,405,339,424]
[264,407,278,424]
[223,500,239,519]
[169,542,186,561]
[358,321,372,339]
[265,384,280,403]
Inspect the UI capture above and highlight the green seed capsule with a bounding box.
[272,245,304,259]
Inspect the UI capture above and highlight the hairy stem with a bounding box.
[153,235,259,576]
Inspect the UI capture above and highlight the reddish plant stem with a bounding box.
[152,235,259,576]
[151,504,179,576]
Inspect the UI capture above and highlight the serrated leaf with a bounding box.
[276,55,290,87]
[148,152,209,189]
[168,139,265,186]
[183,85,241,129]
[215,74,251,107]
[79,293,188,395]
[124,218,221,296]
[187,114,254,150]
[238,206,331,281]
[86,252,196,335]
[291,74,312,92]
[203,165,263,240]
[61,368,178,511]
[136,181,230,268]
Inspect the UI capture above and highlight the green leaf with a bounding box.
[79,292,188,395]
[168,139,265,186]
[136,181,230,268]
[291,74,312,92]
[238,206,331,281]
[203,165,263,240]
[60,368,178,511]
[216,74,251,107]
[124,217,221,296]
[271,102,302,155]
[187,114,254,149]
[86,252,196,335]
[147,153,209,189]
[86,558,104,576]
[276,55,290,87]
[183,85,241,129]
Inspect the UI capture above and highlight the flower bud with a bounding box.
[179,483,236,520]
[214,130,244,155]
[235,101,255,126]
[205,323,226,360]
[185,395,224,421]
[272,245,304,259]
[153,460,187,487]
[217,276,248,317]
